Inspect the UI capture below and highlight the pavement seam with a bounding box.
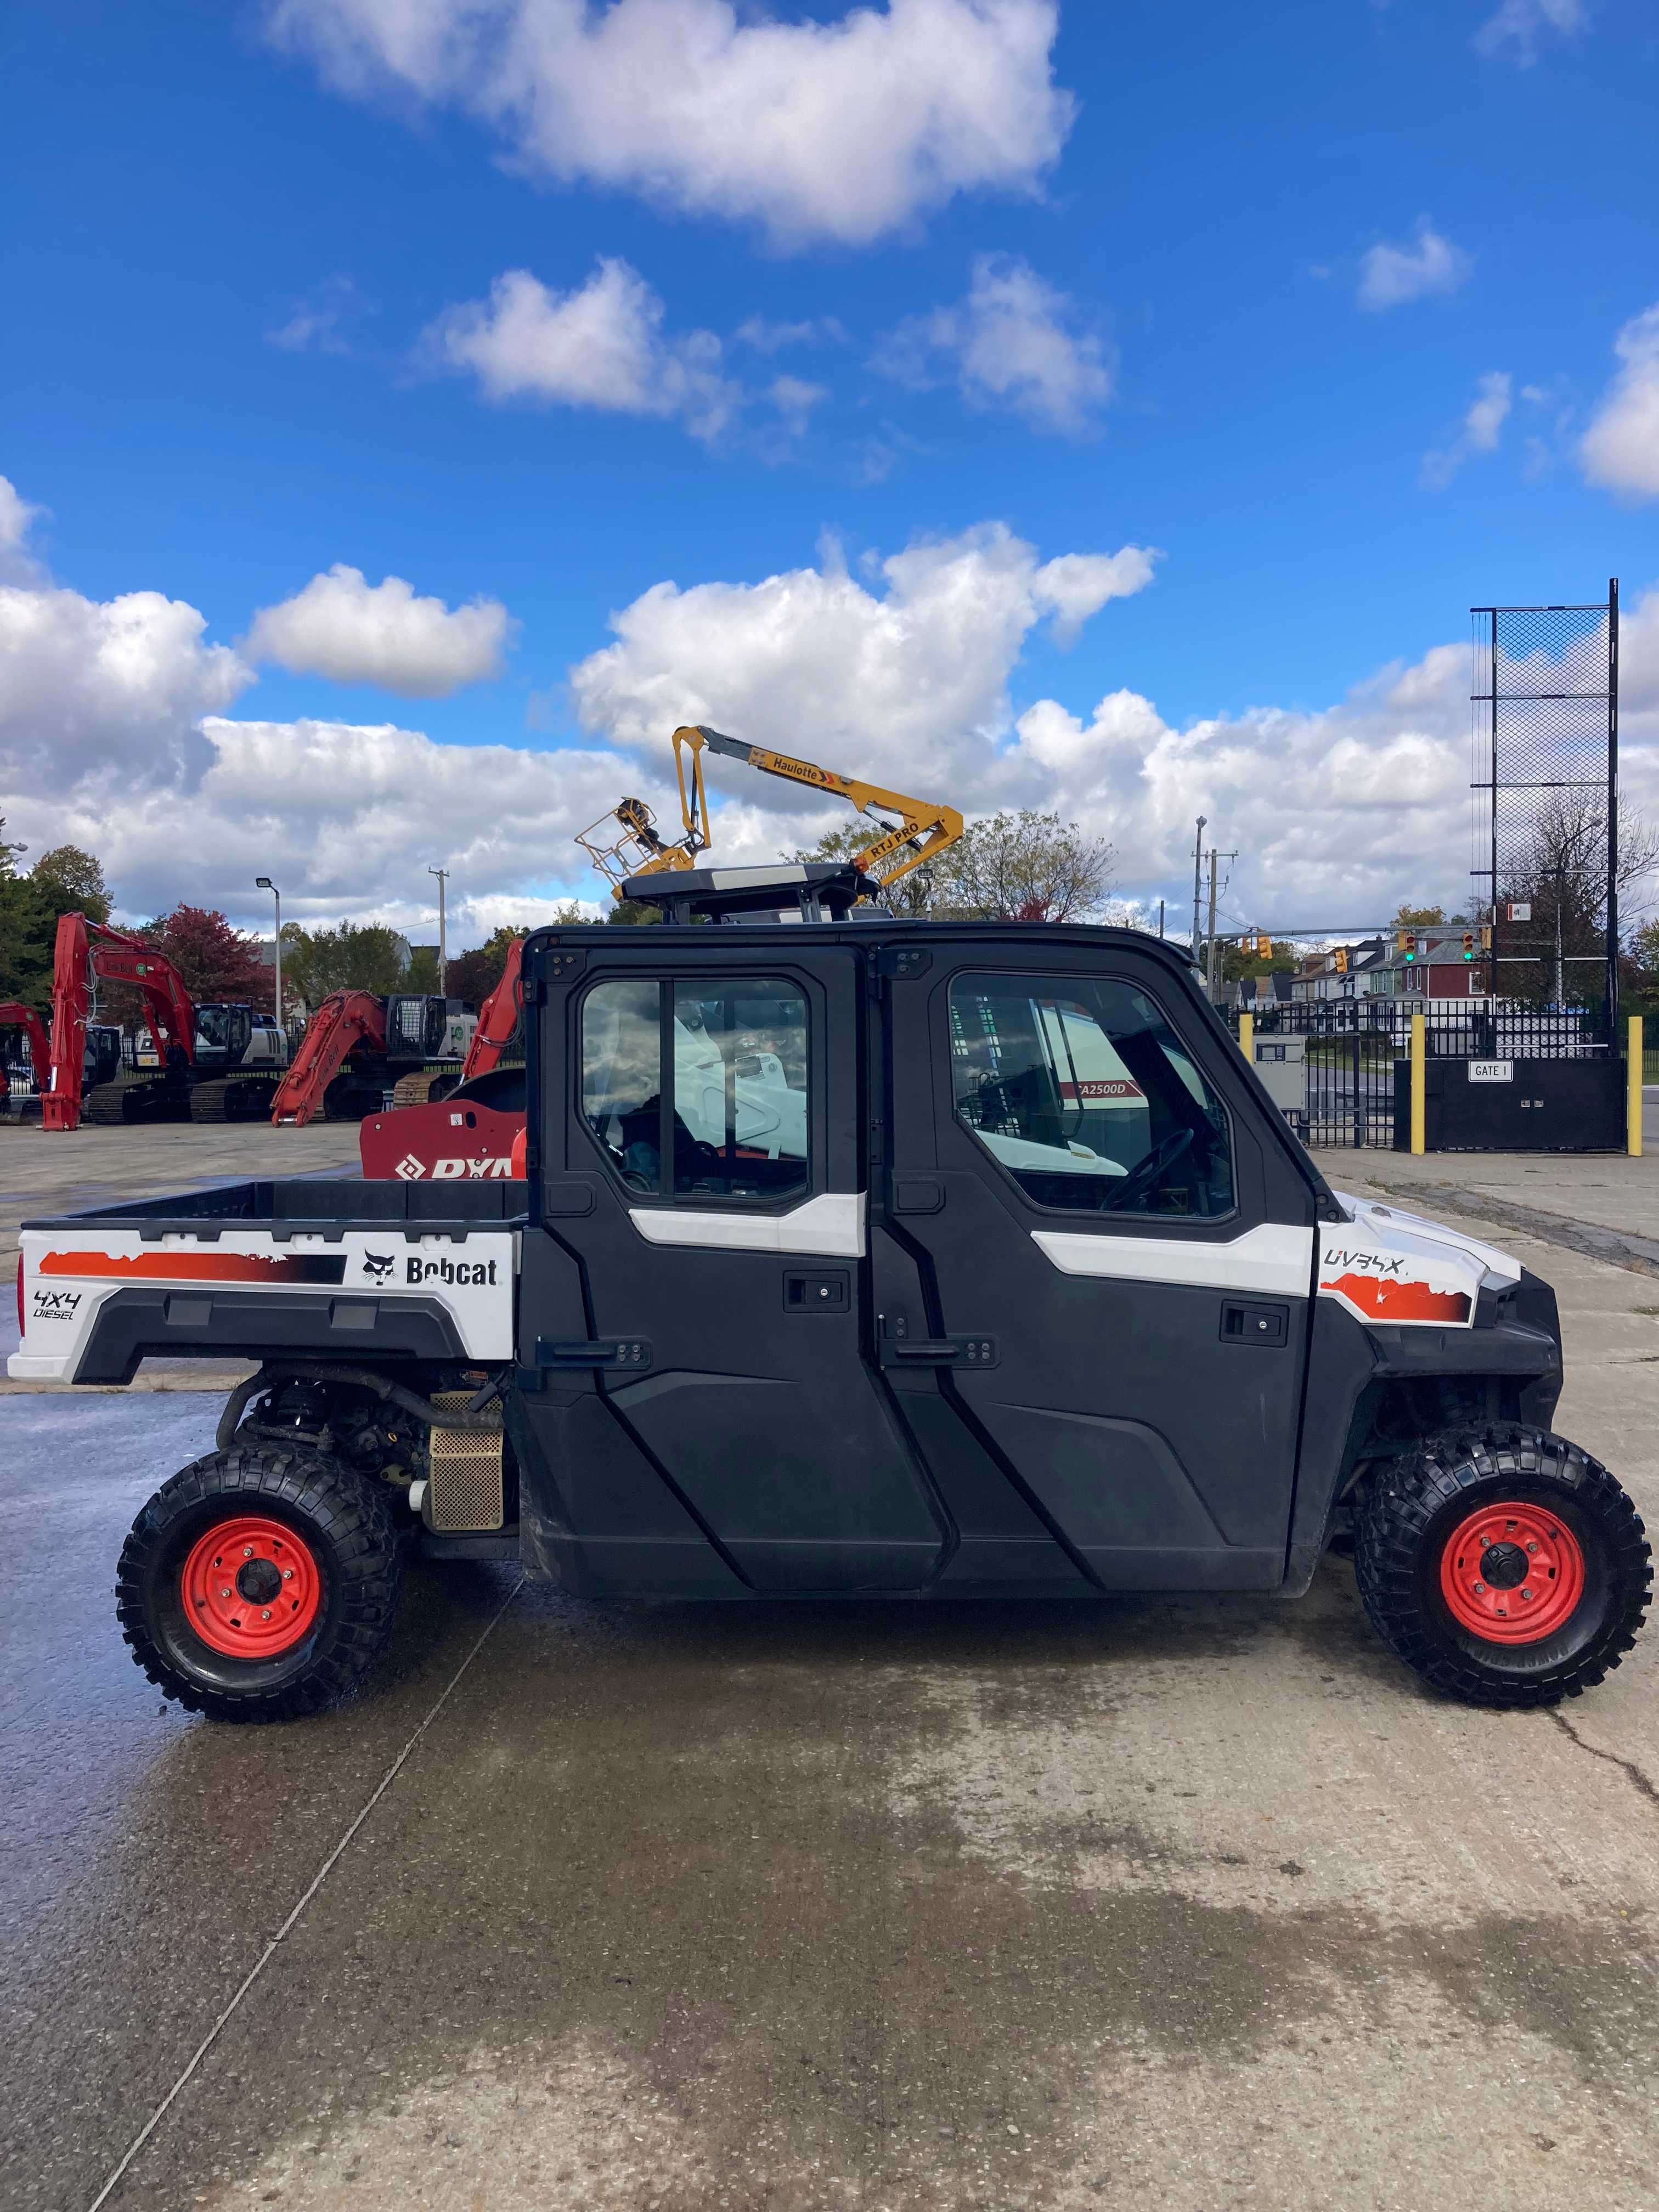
[83,1572,526,2212]
[1363,1178,1659,1280]
[1548,1707,1659,1813]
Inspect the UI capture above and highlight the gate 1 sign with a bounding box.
[1468,1059,1514,1084]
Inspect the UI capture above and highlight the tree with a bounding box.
[1500,793,1659,1007]
[1221,938,1297,984]
[1392,902,1446,928]
[445,919,573,1002]
[31,845,111,926]
[280,921,410,1007]
[403,945,442,993]
[941,810,1115,923]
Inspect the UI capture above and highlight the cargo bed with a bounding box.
[13,1179,523,1384]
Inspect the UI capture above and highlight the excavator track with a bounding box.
[81,1073,183,1126]
[190,1076,281,1124]
[390,1067,462,1111]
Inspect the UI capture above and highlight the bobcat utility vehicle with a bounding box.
[10,865,1649,1720]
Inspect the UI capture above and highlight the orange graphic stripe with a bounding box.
[40,1250,348,1285]
[1319,1271,1470,1324]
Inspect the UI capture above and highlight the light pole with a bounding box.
[427,866,449,990]
[255,877,281,1030]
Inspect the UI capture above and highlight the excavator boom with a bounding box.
[0,1002,51,1091]
[460,939,524,1082]
[269,991,388,1126]
[42,914,198,1131]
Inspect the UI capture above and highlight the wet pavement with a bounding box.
[3,1165,1659,2209]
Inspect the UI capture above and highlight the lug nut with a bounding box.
[1521,1588,1533,1600]
[1474,1582,1486,1594]
[220,1587,231,1598]
[261,1609,272,1620]
[243,1546,253,1559]
[1527,1541,1538,1554]
[282,1568,293,1580]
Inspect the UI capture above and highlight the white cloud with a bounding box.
[427,260,741,444]
[245,566,514,696]
[734,316,848,354]
[1421,370,1513,488]
[1475,0,1586,64]
[268,274,360,356]
[872,255,1111,435]
[0,579,250,796]
[766,376,828,438]
[1357,222,1472,312]
[569,524,1158,785]
[0,475,46,583]
[265,0,1073,250]
[1580,304,1659,503]
[8,531,1658,946]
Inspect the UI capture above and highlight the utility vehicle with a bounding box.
[10,866,1649,1720]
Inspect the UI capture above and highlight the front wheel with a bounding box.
[1355,1426,1651,1708]
[116,1445,402,1721]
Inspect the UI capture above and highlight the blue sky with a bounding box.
[3,0,1657,941]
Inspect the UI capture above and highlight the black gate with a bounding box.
[1228,1001,1612,1150]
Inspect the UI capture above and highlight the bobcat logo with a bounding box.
[361,1251,397,1284]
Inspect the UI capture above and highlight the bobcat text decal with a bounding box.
[405,1255,499,1287]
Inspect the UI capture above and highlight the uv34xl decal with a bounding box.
[1317,1192,1520,1330]
[40,1250,348,1286]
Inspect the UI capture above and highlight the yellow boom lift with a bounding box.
[575,724,964,902]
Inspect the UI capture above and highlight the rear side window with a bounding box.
[949,973,1234,1217]
[581,977,810,1203]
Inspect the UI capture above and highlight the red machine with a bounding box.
[0,1002,51,1091]
[359,940,526,1180]
[270,991,387,1127]
[271,990,476,1127]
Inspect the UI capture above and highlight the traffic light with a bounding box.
[1462,932,1475,962]
[1480,924,1492,951]
[1402,932,1417,963]
[1333,947,1348,974]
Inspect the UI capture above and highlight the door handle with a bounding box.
[878,1335,996,1368]
[1220,1302,1288,1347]
[535,1338,652,1369]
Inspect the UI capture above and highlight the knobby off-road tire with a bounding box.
[117,1444,402,1722]
[1355,1425,1651,1708]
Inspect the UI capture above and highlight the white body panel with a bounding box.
[628,1190,865,1257]
[1031,1222,1314,1296]
[1318,1191,1519,1330]
[9,1224,517,1382]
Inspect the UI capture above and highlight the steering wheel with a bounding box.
[1101,1126,1194,1212]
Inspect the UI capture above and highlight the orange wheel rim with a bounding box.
[180,1515,321,1658]
[1438,1499,1585,1646]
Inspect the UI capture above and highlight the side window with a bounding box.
[948,973,1234,1218]
[581,976,810,1204]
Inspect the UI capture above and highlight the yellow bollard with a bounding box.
[1629,1015,1644,1159]
[1239,1011,1254,1064]
[1410,1013,1426,1156]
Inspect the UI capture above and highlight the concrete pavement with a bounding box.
[3,1143,1658,2210]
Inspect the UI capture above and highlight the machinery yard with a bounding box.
[4,1112,1659,2211]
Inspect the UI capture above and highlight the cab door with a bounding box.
[519,938,946,1595]
[879,944,1317,1590]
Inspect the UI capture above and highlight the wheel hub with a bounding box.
[180,1515,321,1659]
[1438,1500,1585,1645]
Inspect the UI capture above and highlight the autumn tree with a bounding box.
[445,922,551,1005]
[280,920,410,1007]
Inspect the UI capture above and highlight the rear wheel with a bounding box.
[116,1445,402,1721]
[1355,1426,1651,1707]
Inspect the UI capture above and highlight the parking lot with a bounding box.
[4,1123,1658,2211]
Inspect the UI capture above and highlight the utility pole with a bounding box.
[427,866,449,989]
[1158,898,1165,939]
[1205,849,1238,1004]
[1191,817,1206,955]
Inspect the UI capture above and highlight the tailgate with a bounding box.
[10,1221,518,1384]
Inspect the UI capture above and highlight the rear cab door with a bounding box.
[515,932,946,1594]
[877,933,1319,1590]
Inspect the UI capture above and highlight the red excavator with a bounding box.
[270,990,476,1127]
[41,914,287,1130]
[358,939,525,1178]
